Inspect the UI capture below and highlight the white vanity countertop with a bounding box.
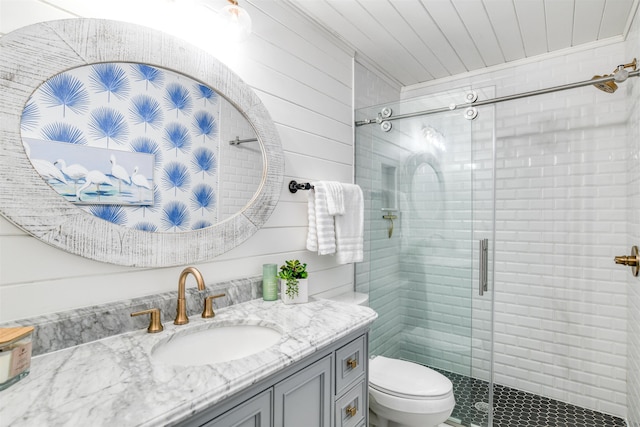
[0,299,377,427]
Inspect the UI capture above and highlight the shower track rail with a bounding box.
[355,70,640,127]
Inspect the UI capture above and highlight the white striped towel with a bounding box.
[335,184,364,264]
[306,182,337,255]
[324,181,345,215]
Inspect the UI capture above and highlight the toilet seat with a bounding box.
[370,383,448,400]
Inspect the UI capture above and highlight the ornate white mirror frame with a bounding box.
[0,19,284,267]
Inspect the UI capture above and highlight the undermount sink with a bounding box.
[151,323,282,366]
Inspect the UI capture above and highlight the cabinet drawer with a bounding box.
[334,380,366,427]
[335,336,365,395]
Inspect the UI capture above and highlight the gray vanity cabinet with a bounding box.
[183,330,369,427]
[273,355,331,427]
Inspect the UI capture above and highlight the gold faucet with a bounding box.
[202,293,226,318]
[174,267,206,325]
[131,308,164,333]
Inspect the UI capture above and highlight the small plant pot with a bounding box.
[281,278,308,304]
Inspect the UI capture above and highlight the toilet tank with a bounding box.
[324,291,369,306]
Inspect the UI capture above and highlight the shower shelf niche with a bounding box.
[381,164,397,212]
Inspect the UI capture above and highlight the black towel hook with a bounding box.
[289,180,314,193]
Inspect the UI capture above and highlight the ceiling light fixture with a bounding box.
[219,0,252,42]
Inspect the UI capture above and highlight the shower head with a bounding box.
[613,58,637,82]
[591,75,618,93]
[591,58,637,93]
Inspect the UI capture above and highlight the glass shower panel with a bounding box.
[355,88,494,427]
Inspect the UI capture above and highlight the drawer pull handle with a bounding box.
[346,405,357,417]
[346,358,358,369]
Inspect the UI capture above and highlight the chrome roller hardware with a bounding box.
[614,245,639,276]
[465,106,478,120]
[465,90,478,103]
[380,106,393,118]
[380,121,392,132]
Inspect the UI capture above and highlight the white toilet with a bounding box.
[369,356,455,427]
[322,291,456,427]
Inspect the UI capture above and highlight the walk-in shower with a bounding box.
[355,59,637,427]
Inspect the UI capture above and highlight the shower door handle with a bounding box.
[479,239,488,296]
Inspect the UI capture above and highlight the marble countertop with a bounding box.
[0,299,377,427]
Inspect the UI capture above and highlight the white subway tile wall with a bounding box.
[354,61,402,359]
[354,121,403,359]
[626,7,640,427]
[489,57,628,415]
[219,103,263,217]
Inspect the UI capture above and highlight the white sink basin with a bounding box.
[152,324,282,366]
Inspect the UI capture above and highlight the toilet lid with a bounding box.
[369,356,453,399]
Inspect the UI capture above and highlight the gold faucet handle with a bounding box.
[614,245,639,276]
[131,308,164,333]
[614,255,638,266]
[202,293,226,318]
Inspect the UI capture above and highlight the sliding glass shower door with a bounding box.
[355,88,495,427]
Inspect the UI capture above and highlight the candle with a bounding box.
[0,352,11,383]
[0,326,33,391]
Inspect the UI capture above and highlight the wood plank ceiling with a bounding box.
[288,0,639,87]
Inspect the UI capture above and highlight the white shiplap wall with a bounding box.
[0,0,356,322]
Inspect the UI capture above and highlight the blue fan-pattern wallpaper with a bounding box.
[22,63,220,232]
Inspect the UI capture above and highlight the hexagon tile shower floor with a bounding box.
[433,368,626,427]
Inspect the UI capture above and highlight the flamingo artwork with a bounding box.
[24,141,67,185]
[54,158,88,192]
[31,158,67,185]
[109,154,131,193]
[76,170,113,202]
[131,166,152,202]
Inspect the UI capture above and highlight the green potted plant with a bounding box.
[278,260,308,304]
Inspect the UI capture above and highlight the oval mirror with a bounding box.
[0,19,284,267]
